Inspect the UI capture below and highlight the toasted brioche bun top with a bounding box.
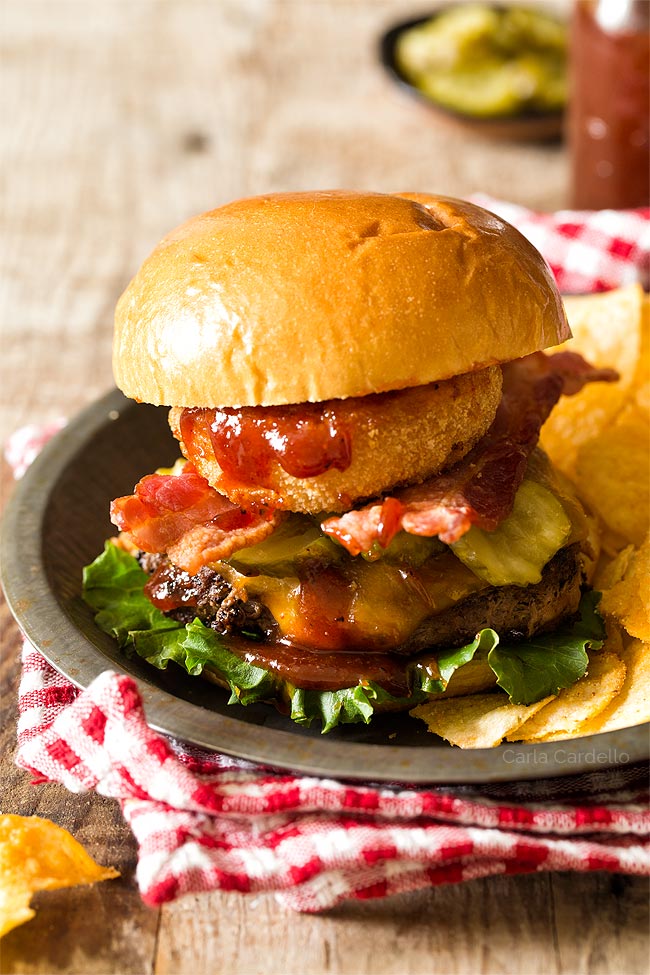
[113,190,570,407]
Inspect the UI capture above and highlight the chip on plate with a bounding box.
[541,284,644,474]
[507,650,626,742]
[411,693,554,748]
[578,639,650,735]
[562,285,644,387]
[440,657,496,698]
[573,418,650,547]
[635,293,650,393]
[0,815,119,938]
[599,537,650,643]
[415,288,648,748]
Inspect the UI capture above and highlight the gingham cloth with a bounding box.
[471,196,650,293]
[7,203,650,913]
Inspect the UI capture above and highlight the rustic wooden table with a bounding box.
[1,2,648,973]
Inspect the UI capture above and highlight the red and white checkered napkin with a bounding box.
[470,196,650,293]
[8,203,650,913]
[14,645,650,912]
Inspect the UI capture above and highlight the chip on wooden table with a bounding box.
[410,693,554,749]
[0,815,119,938]
[634,377,650,414]
[577,639,650,736]
[507,651,626,743]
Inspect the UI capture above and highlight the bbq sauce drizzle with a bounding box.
[144,556,420,695]
[180,403,352,486]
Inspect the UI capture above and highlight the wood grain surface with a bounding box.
[1,2,648,974]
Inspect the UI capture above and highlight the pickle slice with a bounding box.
[527,54,567,112]
[418,61,526,118]
[228,514,340,576]
[497,8,567,55]
[419,56,564,118]
[362,531,444,566]
[395,4,567,119]
[450,479,572,586]
[395,5,500,74]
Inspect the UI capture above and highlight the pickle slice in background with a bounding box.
[395,5,501,74]
[418,60,531,118]
[497,7,567,55]
[394,3,567,119]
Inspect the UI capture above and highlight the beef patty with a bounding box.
[401,542,584,654]
[139,542,584,656]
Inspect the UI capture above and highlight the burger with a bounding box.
[83,191,616,732]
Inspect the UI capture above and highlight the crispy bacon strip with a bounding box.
[321,351,618,556]
[165,518,280,576]
[110,463,281,574]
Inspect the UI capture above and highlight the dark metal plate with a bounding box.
[2,389,647,784]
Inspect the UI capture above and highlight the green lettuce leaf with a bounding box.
[487,591,606,705]
[412,628,500,694]
[82,542,178,643]
[82,544,605,732]
[289,683,424,733]
[83,543,276,704]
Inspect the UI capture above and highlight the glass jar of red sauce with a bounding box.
[568,0,649,209]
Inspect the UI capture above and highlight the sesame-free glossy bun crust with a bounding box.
[113,191,570,407]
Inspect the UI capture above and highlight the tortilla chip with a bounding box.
[578,639,650,735]
[507,651,626,742]
[0,815,119,938]
[600,536,650,642]
[411,693,554,748]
